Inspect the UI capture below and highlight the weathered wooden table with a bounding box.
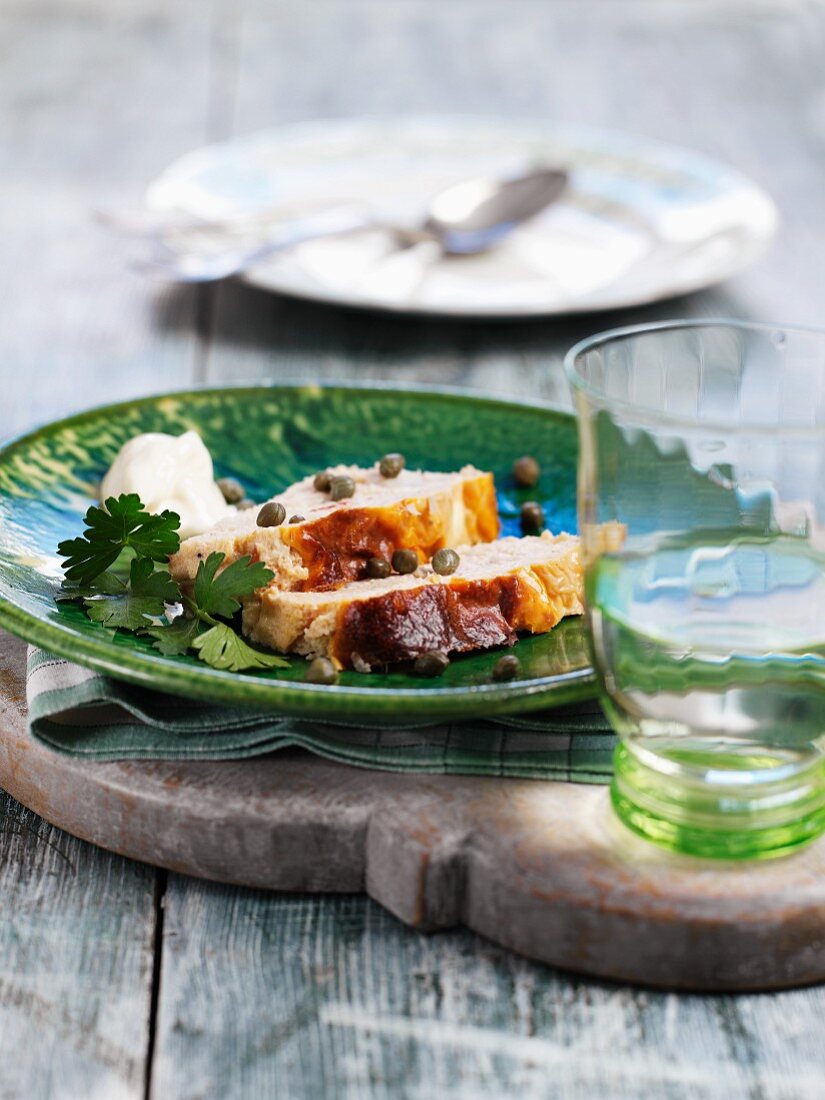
[3,1,825,1096]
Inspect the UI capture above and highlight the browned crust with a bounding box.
[333,580,519,667]
[331,564,582,668]
[280,471,499,591]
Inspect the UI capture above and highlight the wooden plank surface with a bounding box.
[0,0,212,435]
[0,790,156,1100]
[2,0,825,1097]
[152,884,825,1100]
[0,1,213,1096]
[0,598,156,1100]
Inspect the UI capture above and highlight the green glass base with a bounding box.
[611,741,825,860]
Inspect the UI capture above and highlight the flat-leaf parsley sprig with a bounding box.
[57,494,288,672]
[84,557,180,631]
[146,551,287,672]
[58,493,181,584]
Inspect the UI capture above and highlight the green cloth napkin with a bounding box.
[26,647,615,782]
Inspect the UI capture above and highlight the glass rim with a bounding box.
[563,318,825,437]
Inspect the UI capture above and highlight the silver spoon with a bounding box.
[137,167,568,282]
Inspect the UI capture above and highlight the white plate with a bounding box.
[146,116,779,319]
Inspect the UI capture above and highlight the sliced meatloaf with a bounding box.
[169,464,499,593]
[244,532,582,668]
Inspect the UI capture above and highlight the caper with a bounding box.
[413,651,450,678]
[491,654,521,682]
[305,657,338,685]
[513,455,540,487]
[520,501,545,534]
[379,452,405,478]
[216,476,246,504]
[238,498,257,511]
[330,475,356,501]
[392,548,419,574]
[289,514,305,524]
[432,548,459,576]
[313,471,332,492]
[257,501,286,527]
[366,555,392,579]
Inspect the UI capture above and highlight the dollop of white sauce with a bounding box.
[100,430,233,538]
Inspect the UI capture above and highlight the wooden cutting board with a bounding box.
[0,632,823,992]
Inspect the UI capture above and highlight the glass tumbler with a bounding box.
[565,320,825,859]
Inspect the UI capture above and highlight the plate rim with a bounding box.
[145,114,780,320]
[0,381,597,722]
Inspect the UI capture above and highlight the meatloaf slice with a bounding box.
[169,464,499,593]
[244,532,582,668]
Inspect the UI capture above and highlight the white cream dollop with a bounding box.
[100,430,233,539]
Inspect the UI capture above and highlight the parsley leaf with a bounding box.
[84,558,180,631]
[144,614,202,657]
[191,622,290,672]
[58,494,181,585]
[56,571,127,601]
[192,552,275,619]
[148,552,277,665]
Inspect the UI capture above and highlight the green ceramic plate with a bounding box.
[0,383,595,722]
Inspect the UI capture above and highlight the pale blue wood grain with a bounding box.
[0,0,213,439]
[152,881,825,1100]
[0,791,156,1100]
[0,2,216,1097]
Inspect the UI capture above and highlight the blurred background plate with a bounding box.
[146,116,778,318]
